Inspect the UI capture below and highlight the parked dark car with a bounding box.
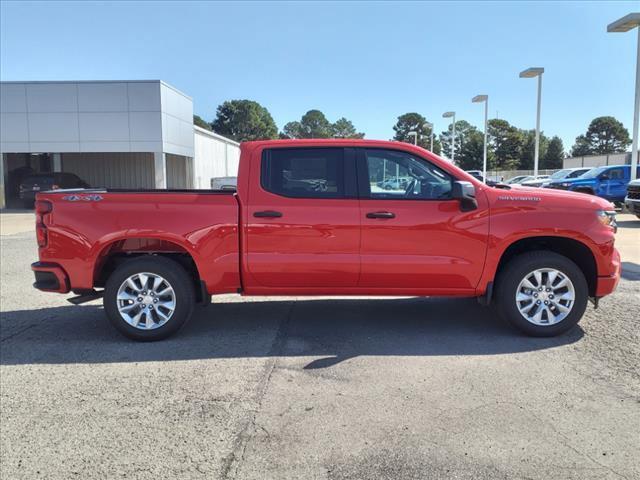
[465,170,498,186]
[19,173,90,207]
[520,168,590,188]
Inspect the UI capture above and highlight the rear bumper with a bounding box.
[595,248,621,297]
[31,262,70,293]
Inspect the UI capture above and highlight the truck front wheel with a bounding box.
[495,251,588,337]
[104,256,195,341]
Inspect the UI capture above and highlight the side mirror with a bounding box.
[452,181,478,212]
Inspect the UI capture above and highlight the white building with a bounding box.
[0,80,239,208]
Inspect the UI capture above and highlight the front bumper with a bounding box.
[595,248,621,297]
[31,262,70,293]
[624,197,640,215]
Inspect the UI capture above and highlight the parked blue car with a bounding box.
[544,164,640,205]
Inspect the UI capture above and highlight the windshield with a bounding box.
[550,169,570,179]
[580,166,608,179]
[567,169,589,178]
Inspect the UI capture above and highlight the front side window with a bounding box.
[364,149,452,200]
[261,148,345,198]
[606,168,624,180]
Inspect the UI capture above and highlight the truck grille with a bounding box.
[628,185,640,200]
[546,184,569,190]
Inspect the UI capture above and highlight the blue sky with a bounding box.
[1,1,637,151]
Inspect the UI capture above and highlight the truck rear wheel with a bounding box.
[104,256,195,341]
[495,251,588,337]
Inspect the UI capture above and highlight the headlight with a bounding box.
[597,210,617,232]
[561,182,572,187]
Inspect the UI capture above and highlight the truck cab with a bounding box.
[545,164,640,204]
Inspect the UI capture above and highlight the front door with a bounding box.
[244,146,360,289]
[598,167,627,200]
[357,148,489,293]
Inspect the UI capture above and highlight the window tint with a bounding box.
[607,168,624,180]
[261,148,345,198]
[364,149,452,200]
[567,169,589,178]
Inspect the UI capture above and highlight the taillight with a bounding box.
[35,200,52,247]
[35,200,52,215]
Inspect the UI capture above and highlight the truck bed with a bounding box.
[36,189,241,294]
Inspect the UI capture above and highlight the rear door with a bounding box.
[244,147,360,289]
[357,148,489,293]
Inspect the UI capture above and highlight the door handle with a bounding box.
[366,211,395,219]
[254,210,283,218]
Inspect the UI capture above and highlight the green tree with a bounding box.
[571,116,631,155]
[193,114,211,131]
[281,121,303,139]
[392,112,441,154]
[332,117,364,138]
[439,120,476,162]
[455,129,493,171]
[281,110,333,138]
[282,111,366,139]
[299,109,333,138]
[543,136,565,169]
[488,119,523,170]
[571,135,591,156]
[519,129,549,170]
[211,100,278,142]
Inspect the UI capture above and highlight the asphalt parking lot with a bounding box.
[1,213,639,479]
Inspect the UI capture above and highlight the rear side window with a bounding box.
[261,148,345,198]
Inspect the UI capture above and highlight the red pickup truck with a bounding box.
[32,139,620,341]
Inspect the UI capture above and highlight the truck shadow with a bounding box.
[0,297,583,368]
[621,262,640,281]
[617,219,639,229]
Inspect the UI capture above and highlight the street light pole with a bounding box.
[452,115,456,163]
[634,26,640,180]
[608,13,640,180]
[424,122,434,152]
[472,95,489,183]
[520,67,545,177]
[442,112,456,163]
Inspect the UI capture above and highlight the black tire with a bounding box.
[104,256,195,341]
[495,251,588,337]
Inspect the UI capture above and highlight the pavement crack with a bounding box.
[220,300,295,480]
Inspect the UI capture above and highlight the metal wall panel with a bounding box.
[61,152,154,189]
[563,153,631,169]
[165,154,193,189]
[193,126,240,189]
[0,81,191,155]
